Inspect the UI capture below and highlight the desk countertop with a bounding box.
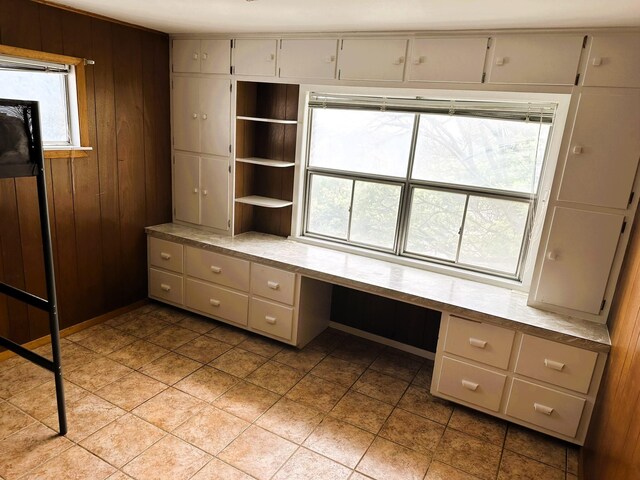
[146,223,611,353]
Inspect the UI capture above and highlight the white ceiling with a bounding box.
[53,0,640,34]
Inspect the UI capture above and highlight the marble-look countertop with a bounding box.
[146,223,611,353]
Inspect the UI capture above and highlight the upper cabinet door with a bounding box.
[408,37,488,83]
[582,33,640,88]
[200,156,230,231]
[173,39,201,73]
[174,153,200,225]
[486,35,584,85]
[201,39,231,74]
[558,91,640,209]
[279,39,338,80]
[233,39,277,76]
[534,207,623,314]
[338,38,408,81]
[199,78,231,157]
[172,77,200,152]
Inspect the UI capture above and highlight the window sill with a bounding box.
[43,147,93,159]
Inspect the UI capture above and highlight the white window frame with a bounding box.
[291,85,571,292]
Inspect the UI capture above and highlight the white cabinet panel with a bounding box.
[149,237,184,274]
[174,153,200,225]
[251,264,296,305]
[279,39,338,80]
[534,207,623,314]
[558,91,640,209]
[583,33,640,88]
[200,156,229,230]
[444,316,515,369]
[201,39,231,74]
[149,268,184,305]
[185,278,249,326]
[234,39,277,76]
[200,77,231,156]
[172,77,200,152]
[487,35,584,85]
[338,38,407,81]
[408,37,488,83]
[172,39,201,73]
[249,297,294,341]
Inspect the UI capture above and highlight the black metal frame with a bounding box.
[0,98,66,435]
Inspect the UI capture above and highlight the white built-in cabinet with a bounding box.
[173,39,230,74]
[582,33,640,88]
[278,39,338,80]
[337,38,408,81]
[407,37,488,83]
[233,39,278,76]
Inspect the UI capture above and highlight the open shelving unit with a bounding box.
[234,81,300,237]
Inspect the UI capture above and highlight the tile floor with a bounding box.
[0,303,580,480]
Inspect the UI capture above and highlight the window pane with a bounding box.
[458,196,530,274]
[350,181,401,250]
[309,108,413,178]
[0,70,70,144]
[405,189,467,261]
[306,174,352,239]
[412,114,550,194]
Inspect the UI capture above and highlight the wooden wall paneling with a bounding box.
[0,0,42,50]
[37,3,64,52]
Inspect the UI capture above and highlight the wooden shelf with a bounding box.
[237,115,297,125]
[235,195,293,209]
[236,157,295,168]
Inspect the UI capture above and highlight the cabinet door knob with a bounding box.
[393,56,405,65]
[495,57,506,66]
[592,57,603,66]
[202,52,208,61]
[547,251,558,261]
[202,114,208,120]
[193,188,198,194]
[544,358,565,371]
[265,315,277,325]
[209,299,221,307]
[160,252,171,260]
[461,379,479,391]
[267,280,280,290]
[323,55,335,63]
[534,403,554,415]
[412,56,424,65]
[572,146,583,154]
[210,266,222,274]
[468,338,487,349]
[192,113,198,119]
[160,283,171,292]
[202,189,208,196]
[267,53,275,61]
[192,52,199,60]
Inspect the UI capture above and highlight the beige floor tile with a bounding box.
[425,460,483,480]
[0,422,73,480]
[305,328,347,354]
[139,352,202,385]
[331,338,383,367]
[412,362,434,390]
[80,414,165,468]
[247,361,305,395]
[206,324,250,345]
[256,397,324,444]
[96,371,167,411]
[369,352,422,382]
[176,314,217,334]
[397,385,453,425]
[107,472,134,479]
[352,369,409,405]
[304,417,374,468]
[566,474,578,480]
[504,425,566,470]
[66,356,133,392]
[114,315,169,338]
[0,354,25,373]
[42,393,126,442]
[329,390,393,434]
[35,341,101,372]
[0,361,52,399]
[191,458,255,480]
[219,425,297,480]
[105,310,139,328]
[310,356,366,387]
[123,434,211,480]
[356,436,431,480]
[210,349,268,378]
[132,387,205,431]
[175,366,239,402]
[238,336,284,358]
[286,374,348,412]
[379,408,445,454]
[448,406,507,446]
[174,405,249,455]
[19,445,116,480]
[0,401,34,440]
[273,447,352,480]
[66,324,112,343]
[273,347,326,372]
[145,324,200,350]
[498,450,565,480]
[213,381,280,422]
[107,340,169,370]
[433,428,502,480]
[175,335,232,364]
[349,473,373,480]
[8,380,89,421]
[567,446,578,475]
[74,327,137,355]
[147,306,187,324]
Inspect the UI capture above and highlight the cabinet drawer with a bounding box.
[444,316,515,369]
[408,37,488,83]
[436,356,507,412]
[250,264,296,305]
[185,279,248,326]
[506,379,585,438]
[149,268,184,305]
[249,297,294,341]
[515,335,598,394]
[186,246,250,291]
[149,237,184,273]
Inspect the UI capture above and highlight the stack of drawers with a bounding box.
[432,313,605,445]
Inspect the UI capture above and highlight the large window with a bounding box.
[302,94,554,280]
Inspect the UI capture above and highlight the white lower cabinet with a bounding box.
[249,297,294,341]
[433,313,605,445]
[185,278,249,326]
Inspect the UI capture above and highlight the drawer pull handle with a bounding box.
[160,284,171,292]
[544,359,565,371]
[534,403,554,415]
[160,252,171,260]
[209,299,221,307]
[210,266,222,274]
[265,315,277,325]
[267,281,280,290]
[469,338,487,349]
[461,379,479,391]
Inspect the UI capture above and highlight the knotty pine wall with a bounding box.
[0,0,171,342]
